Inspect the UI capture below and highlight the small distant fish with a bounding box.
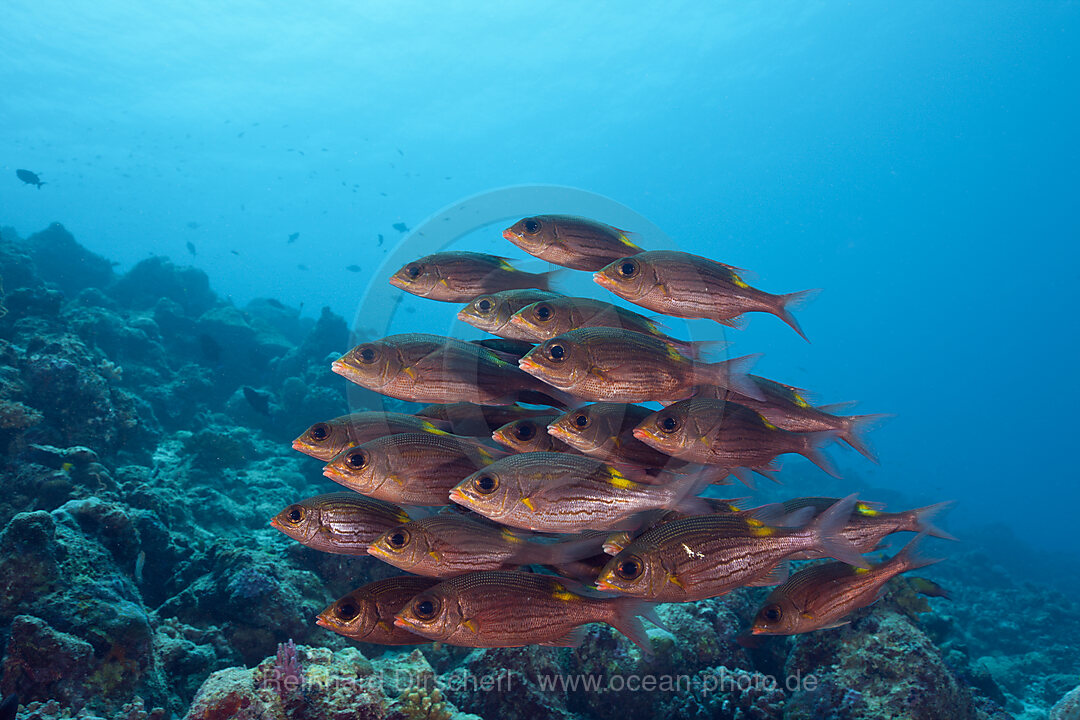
[242,386,272,416]
[393,569,656,653]
[391,252,559,303]
[186,241,197,257]
[270,492,413,555]
[594,250,820,342]
[318,577,439,645]
[16,169,45,188]
[908,576,951,600]
[397,148,404,156]
[392,222,409,233]
[230,250,240,256]
[751,533,943,635]
[504,215,642,271]
[345,264,362,273]
[288,232,300,243]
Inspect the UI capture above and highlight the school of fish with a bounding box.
[273,214,952,654]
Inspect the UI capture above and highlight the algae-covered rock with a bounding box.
[23,222,114,298]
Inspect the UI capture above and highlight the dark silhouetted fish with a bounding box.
[243,386,272,416]
[377,234,385,247]
[288,232,300,243]
[186,241,197,257]
[16,169,44,188]
[346,264,362,272]
[393,222,409,233]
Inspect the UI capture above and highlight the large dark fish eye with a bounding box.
[616,556,644,580]
[357,346,378,364]
[405,263,423,279]
[522,218,542,234]
[473,474,499,494]
[335,601,359,621]
[659,414,680,433]
[413,597,441,621]
[545,343,567,362]
[387,529,410,549]
[533,303,553,321]
[475,297,494,315]
[572,412,590,429]
[344,449,368,470]
[513,423,536,441]
[285,505,305,524]
[618,259,639,278]
[309,423,331,442]
[762,604,783,623]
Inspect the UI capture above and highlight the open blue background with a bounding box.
[2,2,1077,552]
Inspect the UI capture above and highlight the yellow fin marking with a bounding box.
[758,414,779,431]
[854,567,871,575]
[667,573,685,589]
[746,518,764,528]
[855,502,880,517]
[731,273,750,289]
[464,619,479,634]
[500,528,524,544]
[551,584,579,602]
[61,462,74,473]
[421,421,449,436]
[750,524,774,537]
[402,366,418,380]
[792,393,811,409]
[605,467,637,490]
[498,259,517,272]
[619,233,640,250]
[377,620,392,632]
[521,497,536,512]
[428,550,441,561]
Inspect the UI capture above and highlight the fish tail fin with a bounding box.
[677,339,730,361]
[534,268,569,293]
[838,413,893,463]
[609,598,661,659]
[774,288,821,342]
[889,532,945,574]
[700,353,765,400]
[799,430,843,478]
[810,494,869,568]
[910,501,958,541]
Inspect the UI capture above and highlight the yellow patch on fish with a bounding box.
[758,414,779,431]
[855,503,880,517]
[402,366,418,380]
[521,497,536,512]
[667,573,685,589]
[463,619,480,634]
[428,550,442,561]
[61,462,74,473]
[477,447,494,463]
[604,467,637,490]
[681,543,704,559]
[421,421,450,436]
[618,233,639,249]
[747,518,775,537]
[664,343,688,363]
[854,567,871,575]
[396,510,412,523]
[498,259,518,272]
[731,273,750,289]
[377,620,393,633]
[792,393,810,408]
[389,473,405,487]
[551,584,580,602]
[500,528,524,544]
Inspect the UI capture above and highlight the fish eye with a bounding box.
[522,218,542,234]
[533,303,553,321]
[762,604,783,623]
[618,259,639,278]
[572,412,590,429]
[387,529,410,549]
[545,343,567,362]
[357,346,378,364]
[335,601,359,621]
[475,297,494,315]
[659,414,680,433]
[344,449,368,469]
[473,474,499,494]
[513,423,536,441]
[413,597,441,621]
[309,423,331,442]
[616,557,643,580]
[405,263,423,279]
[285,505,304,524]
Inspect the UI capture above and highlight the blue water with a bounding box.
[2,1,1078,552]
